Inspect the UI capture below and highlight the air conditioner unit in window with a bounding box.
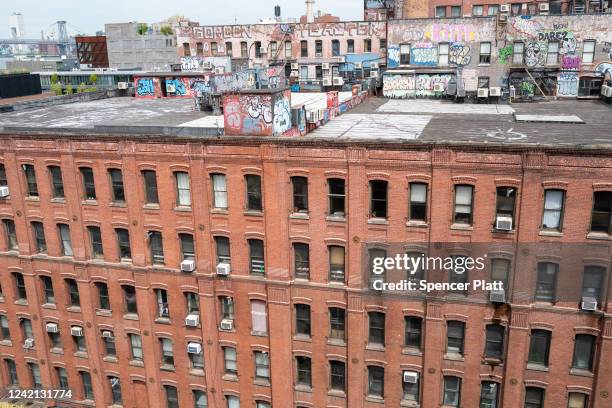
[101,330,114,339]
[496,215,513,231]
[259,47,267,55]
[23,338,35,349]
[166,84,176,93]
[323,77,332,86]
[220,319,234,331]
[489,289,506,303]
[290,70,299,77]
[403,371,419,383]
[181,259,196,272]
[434,83,445,92]
[0,186,9,198]
[291,63,299,70]
[477,88,489,98]
[201,62,212,70]
[538,2,549,12]
[322,62,330,70]
[333,77,344,86]
[371,62,379,69]
[354,62,362,69]
[315,52,322,57]
[489,87,501,96]
[46,323,59,333]
[185,314,200,327]
[581,296,598,311]
[70,326,84,337]
[498,13,508,22]
[117,82,128,90]
[216,262,231,276]
[500,4,510,13]
[187,342,202,354]
[601,85,612,98]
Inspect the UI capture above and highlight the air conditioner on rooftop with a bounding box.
[166,84,176,93]
[403,371,418,383]
[489,289,506,303]
[117,82,128,90]
[333,77,344,86]
[489,87,501,96]
[187,342,202,354]
[71,326,84,337]
[581,296,598,311]
[496,215,513,231]
[323,78,332,86]
[0,186,9,198]
[500,4,510,13]
[46,323,59,333]
[181,259,196,272]
[220,319,234,331]
[216,262,231,276]
[185,314,200,327]
[477,88,489,98]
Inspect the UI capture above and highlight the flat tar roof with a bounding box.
[0,95,611,150]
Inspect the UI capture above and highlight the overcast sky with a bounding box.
[5,0,363,37]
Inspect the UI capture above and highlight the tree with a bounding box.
[77,82,87,93]
[89,73,98,85]
[50,82,63,96]
[137,23,149,35]
[65,84,74,94]
[50,73,60,84]
[160,26,173,36]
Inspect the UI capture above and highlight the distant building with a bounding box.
[9,12,26,39]
[75,36,109,68]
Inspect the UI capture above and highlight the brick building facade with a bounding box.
[0,128,610,408]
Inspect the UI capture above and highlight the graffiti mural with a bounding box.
[135,77,159,98]
[449,43,472,66]
[411,43,437,66]
[165,78,189,97]
[498,45,513,64]
[383,73,453,98]
[557,72,578,97]
[560,55,580,70]
[511,17,542,39]
[525,41,546,67]
[273,91,291,135]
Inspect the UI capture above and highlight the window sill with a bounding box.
[450,223,473,231]
[96,309,112,317]
[186,368,204,376]
[160,364,175,372]
[174,206,192,212]
[328,389,346,398]
[294,384,312,393]
[444,352,465,362]
[327,338,346,347]
[50,347,64,355]
[366,343,385,352]
[143,203,160,210]
[123,313,139,321]
[74,351,88,359]
[251,331,268,337]
[539,230,563,237]
[406,220,428,228]
[79,399,96,407]
[254,378,271,387]
[365,396,385,404]
[14,299,28,306]
[402,347,423,356]
[368,218,389,225]
[401,400,420,408]
[81,199,98,206]
[586,232,612,240]
[0,340,12,347]
[483,357,503,366]
[293,334,312,343]
[526,363,549,372]
[155,317,171,325]
[491,228,515,234]
[25,196,40,202]
[570,368,594,377]
[211,208,229,215]
[103,356,118,363]
[289,212,309,220]
[129,360,144,368]
[326,215,346,223]
[41,303,57,310]
[120,258,132,264]
[222,373,238,382]
[244,210,264,217]
[67,306,81,313]
[109,202,126,208]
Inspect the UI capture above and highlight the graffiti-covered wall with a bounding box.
[223,89,292,136]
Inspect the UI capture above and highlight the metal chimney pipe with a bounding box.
[306,0,315,23]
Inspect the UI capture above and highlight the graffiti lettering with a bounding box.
[411,43,437,66]
[387,46,400,68]
[560,54,580,70]
[431,23,479,42]
[166,79,188,96]
[383,73,452,98]
[136,78,155,96]
[224,97,242,130]
[449,43,471,66]
[273,95,291,135]
[557,72,578,97]
[525,41,546,68]
[246,96,273,124]
[511,17,541,39]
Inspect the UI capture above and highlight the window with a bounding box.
[96,282,110,310]
[546,41,559,65]
[480,42,491,64]
[368,311,385,346]
[109,376,122,404]
[513,42,525,65]
[0,164,6,189]
[29,363,42,389]
[284,41,292,58]
[225,41,233,57]
[251,300,267,334]
[102,330,116,356]
[364,39,372,52]
[190,344,204,369]
[211,42,218,55]
[409,183,427,221]
[578,77,603,97]
[175,172,191,206]
[495,187,516,226]
[223,346,237,373]
[13,272,27,300]
[23,164,38,197]
[403,371,419,401]
[582,40,595,64]
[87,226,103,258]
[454,185,474,224]
[65,278,80,307]
[438,43,449,66]
[58,223,73,256]
[370,180,388,218]
[269,41,278,57]
[528,329,551,366]
[572,334,595,370]
[524,387,544,408]
[367,366,384,398]
[72,326,86,352]
[165,385,179,408]
[256,402,270,408]
[0,315,10,341]
[473,4,484,15]
[329,245,345,283]
[293,243,310,279]
[491,259,510,289]
[435,6,447,17]
[3,219,17,250]
[194,390,207,408]
[485,324,505,360]
[215,236,231,265]
[183,43,191,56]
[48,166,64,198]
[21,318,33,339]
[591,191,612,233]
[291,176,308,213]
[177,233,195,262]
[142,170,158,204]
[331,39,340,56]
[451,5,462,16]
[248,239,265,275]
[41,276,55,304]
[583,265,605,302]
[404,316,422,349]
[115,228,131,260]
[122,285,137,314]
[295,304,311,336]
[568,393,588,408]
[329,360,345,391]
[488,5,499,15]
[194,42,203,55]
[245,175,262,211]
[542,189,564,230]
[400,44,410,65]
[296,356,311,387]
[447,321,465,354]
[254,41,262,58]
[369,248,386,288]
[160,338,174,366]
[240,42,247,58]
[535,262,557,302]
[80,372,93,400]
[108,169,125,202]
[226,395,239,408]
[148,231,164,265]
[329,307,345,341]
[56,367,69,389]
[31,221,46,253]
[300,40,308,57]
[511,3,522,15]
[443,376,462,407]
[480,381,499,408]
[5,359,18,385]
[156,289,169,318]
[185,291,199,314]
[347,39,354,53]
[254,351,270,380]
[48,324,62,348]
[315,40,322,56]
[220,296,234,320]
[211,174,227,209]
[328,178,345,216]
